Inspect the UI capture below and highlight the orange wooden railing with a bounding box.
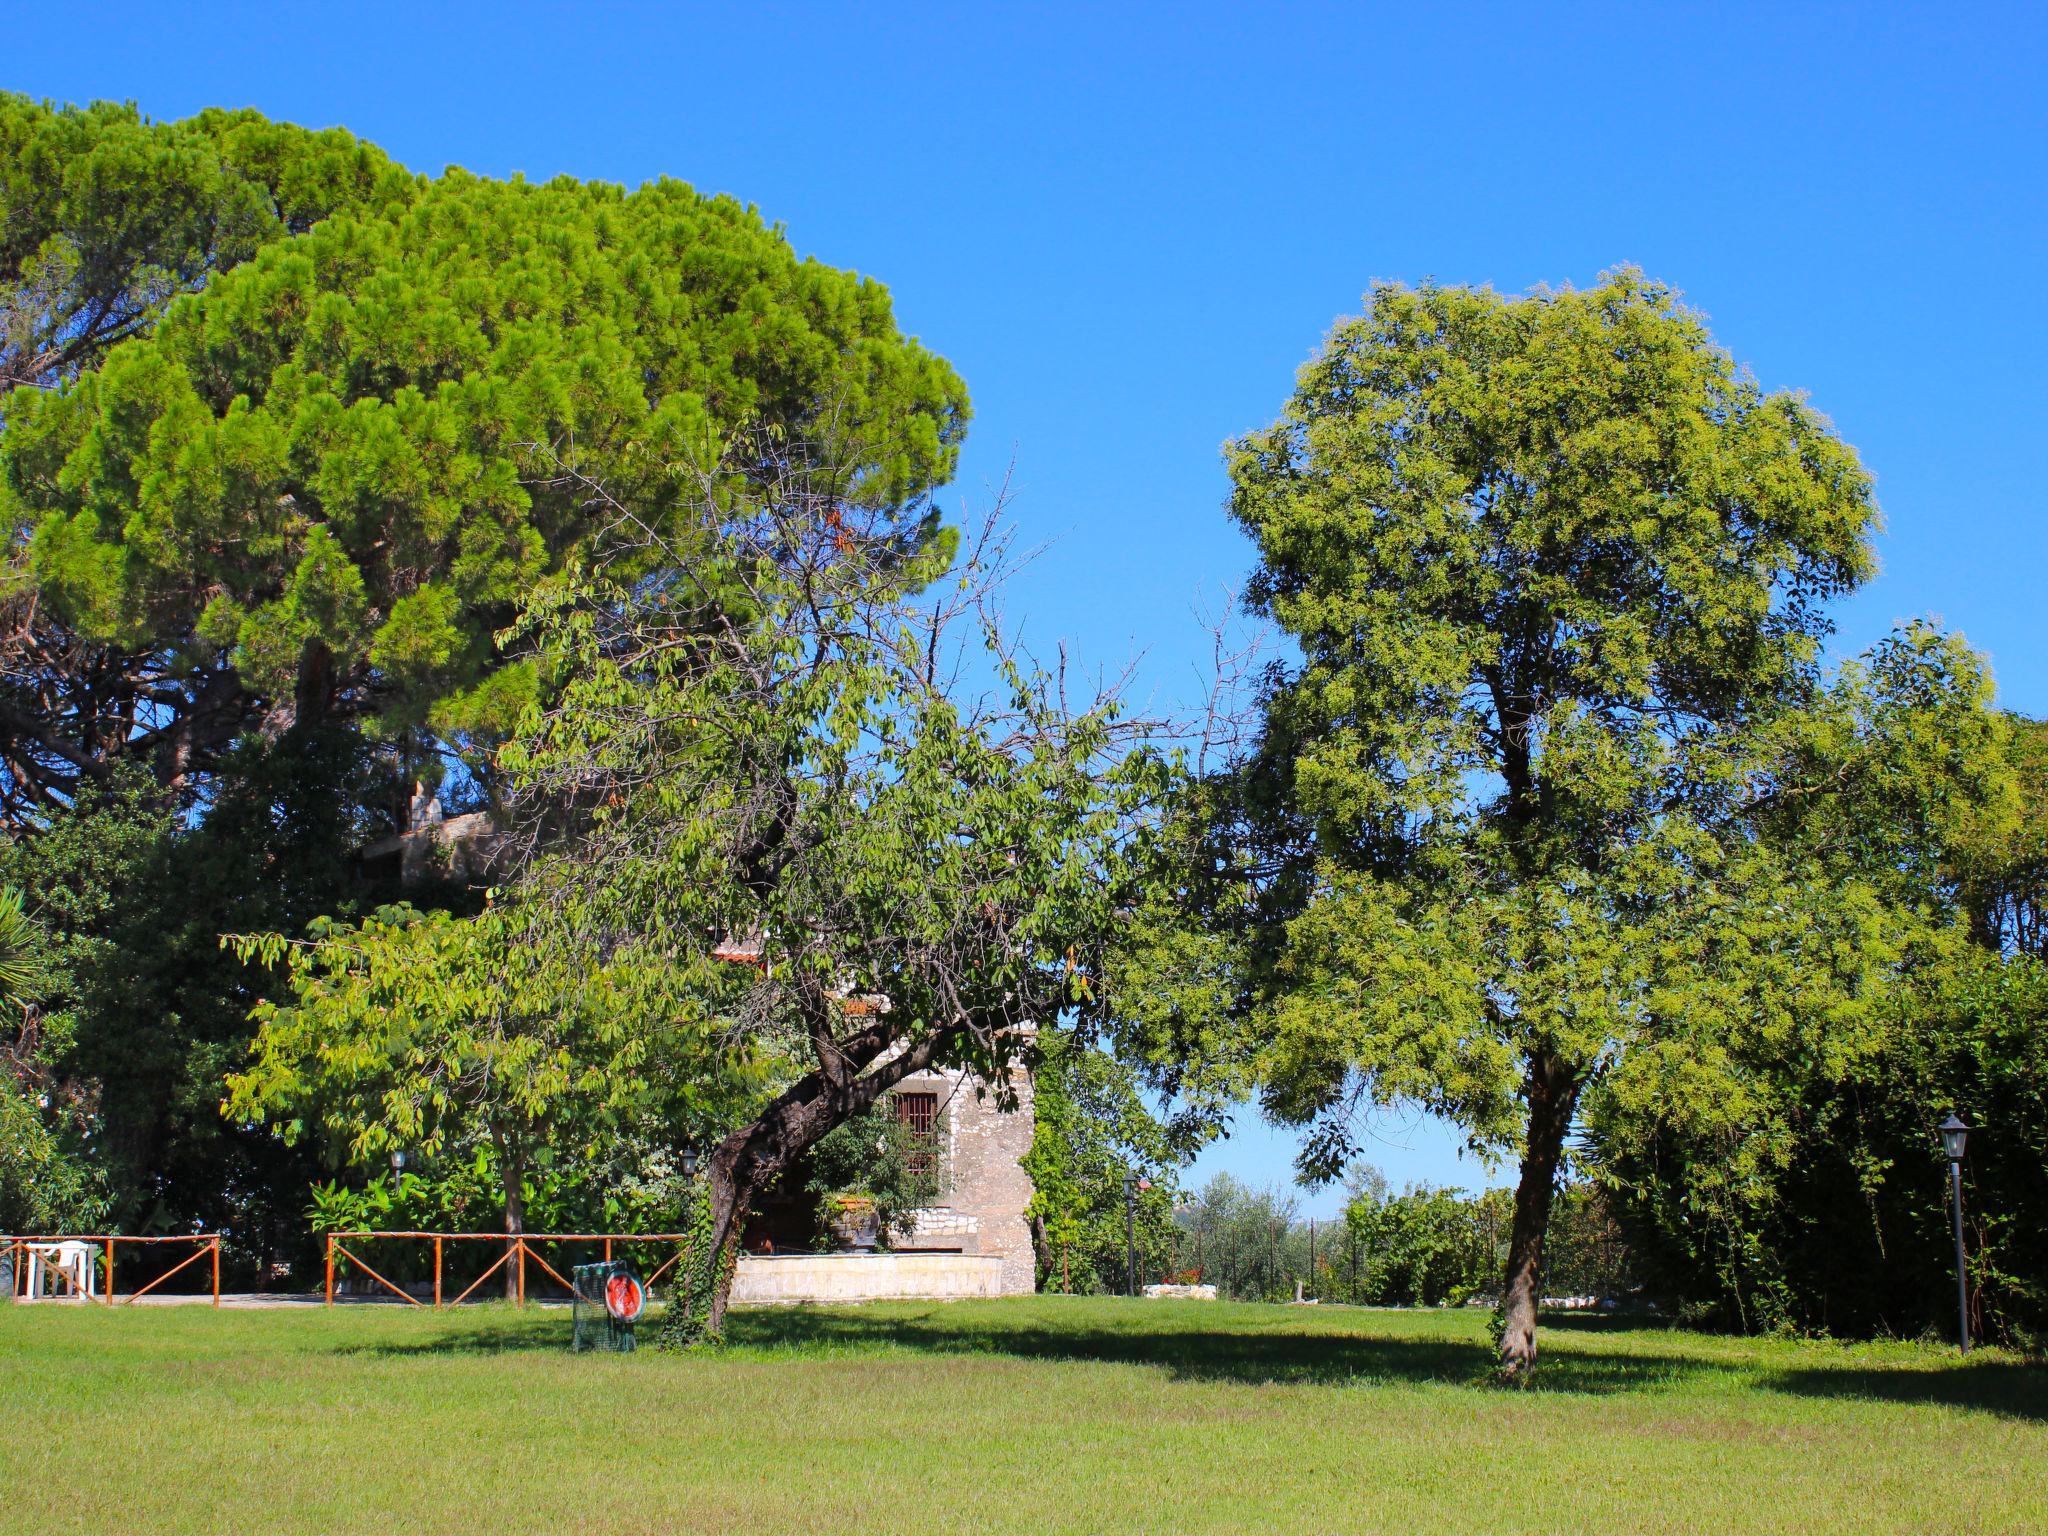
[3,1233,221,1306]
[322,1231,688,1307]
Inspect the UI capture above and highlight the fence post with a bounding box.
[105,1237,114,1306]
[212,1237,220,1307]
[517,1238,526,1308]
[434,1237,443,1308]
[324,1235,334,1307]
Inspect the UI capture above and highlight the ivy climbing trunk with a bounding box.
[1497,1052,1581,1380]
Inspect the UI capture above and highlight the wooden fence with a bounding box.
[323,1231,690,1307]
[2,1233,220,1306]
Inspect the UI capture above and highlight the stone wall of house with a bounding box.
[896,1061,1037,1296]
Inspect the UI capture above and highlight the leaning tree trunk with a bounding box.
[665,1018,953,1345]
[1497,1052,1582,1381]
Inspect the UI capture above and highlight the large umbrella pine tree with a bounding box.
[2,149,967,821]
[1226,271,1882,1377]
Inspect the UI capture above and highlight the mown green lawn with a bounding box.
[1,1296,2041,1534]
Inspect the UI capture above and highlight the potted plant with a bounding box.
[824,1193,880,1251]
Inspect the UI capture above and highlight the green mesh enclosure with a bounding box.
[572,1260,645,1352]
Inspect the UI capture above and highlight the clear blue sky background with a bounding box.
[14,1,2044,1215]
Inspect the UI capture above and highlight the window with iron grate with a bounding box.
[895,1091,939,1183]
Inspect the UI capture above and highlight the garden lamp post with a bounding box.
[1939,1113,1971,1353]
[1123,1175,1151,1296]
[390,1148,404,1193]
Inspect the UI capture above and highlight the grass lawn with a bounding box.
[2,1296,2042,1534]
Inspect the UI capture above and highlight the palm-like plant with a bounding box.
[0,886,34,1004]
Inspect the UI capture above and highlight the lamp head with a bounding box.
[1939,1113,1969,1163]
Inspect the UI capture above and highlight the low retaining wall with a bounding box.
[730,1252,1009,1305]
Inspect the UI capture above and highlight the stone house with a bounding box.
[883,1057,1038,1295]
[734,1049,1039,1302]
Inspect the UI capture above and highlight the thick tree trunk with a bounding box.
[700,1148,754,1338]
[1497,1051,1581,1381]
[689,1016,957,1338]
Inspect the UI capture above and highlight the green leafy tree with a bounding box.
[226,896,754,1296]
[1,92,412,396]
[0,744,383,1262]
[1173,1175,1302,1301]
[2,136,966,821]
[231,440,1165,1335]
[1023,1031,1183,1293]
[2,109,970,1280]
[1587,645,2038,1341]
[1223,270,1934,1376]
[503,451,1162,1340]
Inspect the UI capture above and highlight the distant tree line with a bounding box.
[1163,1172,1632,1309]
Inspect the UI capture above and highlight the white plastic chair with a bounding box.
[24,1241,97,1300]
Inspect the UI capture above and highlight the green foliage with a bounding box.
[223,892,761,1243]
[1175,1170,1632,1308]
[1581,629,2038,1342]
[0,106,972,1295]
[1231,269,1883,1158]
[0,92,414,395]
[469,448,1165,1336]
[1,114,967,816]
[656,1174,734,1350]
[1343,1182,1507,1307]
[0,884,32,1001]
[0,880,105,1234]
[1174,1174,1308,1301]
[0,1078,109,1233]
[1216,270,2005,1371]
[1593,919,2048,1346]
[1023,1031,1182,1292]
[0,747,377,1256]
[804,1098,946,1248]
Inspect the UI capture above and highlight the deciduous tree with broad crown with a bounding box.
[233,437,1171,1339]
[1222,270,1948,1377]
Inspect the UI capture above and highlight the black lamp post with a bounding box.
[1122,1174,1151,1296]
[1939,1113,1971,1353]
[390,1148,405,1190]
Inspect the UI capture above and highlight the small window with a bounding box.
[895,1091,939,1182]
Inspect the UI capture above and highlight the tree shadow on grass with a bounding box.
[336,1303,2048,1422]
[338,1321,568,1357]
[724,1307,1676,1395]
[725,1306,2048,1419]
[1767,1360,2046,1422]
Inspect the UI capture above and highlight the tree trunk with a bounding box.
[1497,1051,1581,1381]
[699,1146,754,1337]
[496,1131,525,1302]
[688,1018,956,1338]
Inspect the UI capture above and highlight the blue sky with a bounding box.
[14,1,2044,1214]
